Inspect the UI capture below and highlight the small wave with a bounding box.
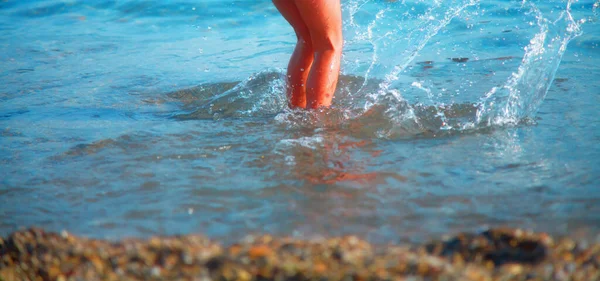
[168,0,585,140]
[170,71,474,139]
[7,1,266,19]
[172,70,286,120]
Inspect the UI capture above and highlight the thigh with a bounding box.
[272,0,311,40]
[293,0,342,49]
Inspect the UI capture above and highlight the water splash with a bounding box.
[172,70,286,120]
[475,1,584,126]
[352,0,584,134]
[171,0,585,139]
[342,0,480,97]
[378,0,480,92]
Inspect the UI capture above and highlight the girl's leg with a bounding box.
[272,0,314,108]
[294,0,343,109]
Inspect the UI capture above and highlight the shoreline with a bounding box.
[1,227,598,281]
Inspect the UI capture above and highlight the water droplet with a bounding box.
[198,48,203,54]
[188,208,194,214]
[285,155,295,165]
[300,68,304,72]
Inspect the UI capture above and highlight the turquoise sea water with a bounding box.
[1,0,599,243]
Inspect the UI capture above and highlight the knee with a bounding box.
[312,34,343,54]
[295,33,314,52]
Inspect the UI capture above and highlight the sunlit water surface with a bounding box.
[1,0,599,243]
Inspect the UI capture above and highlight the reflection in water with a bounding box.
[1,0,598,243]
[277,129,396,185]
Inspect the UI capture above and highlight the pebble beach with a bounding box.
[1,228,598,281]
[2,2,600,281]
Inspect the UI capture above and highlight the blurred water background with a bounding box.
[1,0,599,243]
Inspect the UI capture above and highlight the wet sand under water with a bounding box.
[1,227,599,281]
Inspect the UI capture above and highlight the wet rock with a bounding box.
[425,228,547,265]
[450,57,469,63]
[0,228,598,281]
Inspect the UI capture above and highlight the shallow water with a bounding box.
[1,0,599,243]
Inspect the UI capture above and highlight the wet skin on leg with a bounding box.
[273,0,343,109]
[272,0,313,109]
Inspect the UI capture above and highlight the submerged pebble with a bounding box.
[0,227,598,281]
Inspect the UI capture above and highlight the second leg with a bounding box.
[294,0,343,109]
[272,0,314,108]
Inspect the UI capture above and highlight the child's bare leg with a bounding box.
[272,0,314,109]
[294,0,343,109]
